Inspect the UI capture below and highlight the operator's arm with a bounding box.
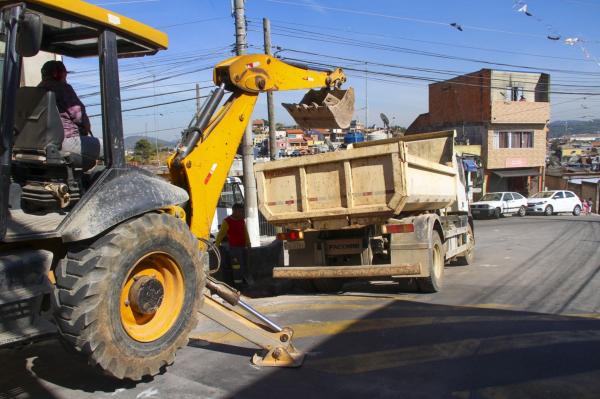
[214,219,229,247]
[64,83,91,134]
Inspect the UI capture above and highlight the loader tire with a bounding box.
[53,213,205,380]
[312,279,346,293]
[417,232,445,293]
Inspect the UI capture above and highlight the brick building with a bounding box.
[407,69,550,195]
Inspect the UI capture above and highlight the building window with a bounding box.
[494,131,534,148]
[505,86,524,101]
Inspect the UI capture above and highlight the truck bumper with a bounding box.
[273,264,421,279]
[470,208,496,218]
[0,249,55,346]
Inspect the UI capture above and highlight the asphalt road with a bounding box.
[2,215,600,399]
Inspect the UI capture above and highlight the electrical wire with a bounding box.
[246,18,591,64]
[88,94,210,118]
[85,86,213,108]
[280,53,600,96]
[263,29,600,77]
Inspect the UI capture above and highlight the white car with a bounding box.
[470,191,528,219]
[526,190,582,216]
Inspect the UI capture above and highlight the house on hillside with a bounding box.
[252,119,267,133]
[407,68,550,195]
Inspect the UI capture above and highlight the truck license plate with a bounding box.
[325,239,363,255]
[285,241,306,250]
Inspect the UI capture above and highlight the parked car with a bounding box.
[470,191,528,219]
[526,190,582,216]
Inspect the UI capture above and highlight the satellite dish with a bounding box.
[380,113,390,129]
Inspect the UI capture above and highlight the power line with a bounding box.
[263,0,552,39]
[79,65,213,98]
[85,86,213,108]
[247,18,590,64]
[89,94,210,118]
[265,29,600,77]
[279,50,600,95]
[157,16,230,29]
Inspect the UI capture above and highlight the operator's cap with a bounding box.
[41,60,71,79]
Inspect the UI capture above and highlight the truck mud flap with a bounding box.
[0,249,55,346]
[273,264,421,279]
[282,87,354,129]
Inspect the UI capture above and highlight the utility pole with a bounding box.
[196,83,201,114]
[263,18,278,160]
[152,73,159,166]
[233,0,260,246]
[364,61,368,130]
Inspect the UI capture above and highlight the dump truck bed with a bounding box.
[255,131,459,230]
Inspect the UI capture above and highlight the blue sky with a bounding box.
[74,0,600,141]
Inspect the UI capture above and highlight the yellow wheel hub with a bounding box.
[120,252,185,342]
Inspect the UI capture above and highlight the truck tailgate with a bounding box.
[255,131,458,229]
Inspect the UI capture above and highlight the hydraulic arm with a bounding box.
[168,54,351,239]
[167,54,353,368]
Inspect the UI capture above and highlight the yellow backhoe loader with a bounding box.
[0,0,353,380]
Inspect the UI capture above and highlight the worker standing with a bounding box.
[215,203,254,286]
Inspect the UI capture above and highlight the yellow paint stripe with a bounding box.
[468,303,516,310]
[191,314,559,346]
[310,329,600,375]
[452,370,600,399]
[253,302,386,313]
[564,313,600,320]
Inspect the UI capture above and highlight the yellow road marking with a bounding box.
[310,329,600,375]
[253,302,387,313]
[191,314,559,346]
[564,313,600,320]
[469,303,516,310]
[451,370,600,399]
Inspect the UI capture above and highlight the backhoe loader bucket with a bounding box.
[282,87,354,129]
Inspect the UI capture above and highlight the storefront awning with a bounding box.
[493,168,540,178]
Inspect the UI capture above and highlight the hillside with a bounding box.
[548,119,600,138]
[124,135,178,150]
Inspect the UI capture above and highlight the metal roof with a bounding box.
[493,168,540,178]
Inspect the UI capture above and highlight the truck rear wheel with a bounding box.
[53,213,205,380]
[455,225,474,266]
[417,232,444,293]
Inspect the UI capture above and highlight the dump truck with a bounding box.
[255,131,475,292]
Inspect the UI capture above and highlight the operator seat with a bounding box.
[12,87,88,213]
[13,87,84,169]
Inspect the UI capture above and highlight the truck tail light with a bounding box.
[276,231,304,241]
[382,223,414,234]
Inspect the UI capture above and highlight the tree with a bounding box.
[134,139,155,163]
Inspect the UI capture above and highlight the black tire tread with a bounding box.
[417,232,444,293]
[53,213,205,380]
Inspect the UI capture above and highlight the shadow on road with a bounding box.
[0,338,140,398]
[227,299,600,399]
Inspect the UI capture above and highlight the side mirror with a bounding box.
[16,12,43,57]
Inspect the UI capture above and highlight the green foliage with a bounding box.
[134,139,155,162]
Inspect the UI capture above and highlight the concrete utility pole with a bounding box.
[196,83,201,114]
[233,0,260,246]
[263,18,278,160]
[364,62,368,130]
